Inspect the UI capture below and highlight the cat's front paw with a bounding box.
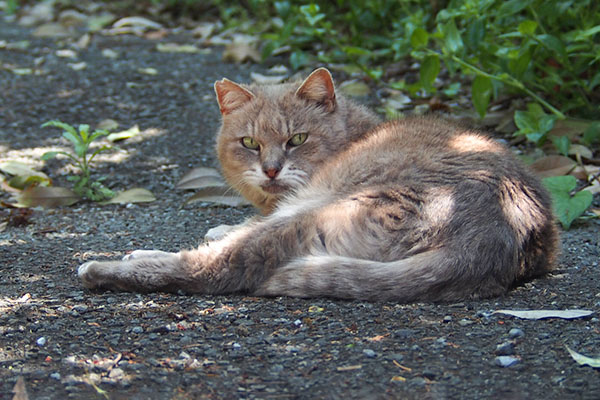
[123,250,176,261]
[204,224,236,241]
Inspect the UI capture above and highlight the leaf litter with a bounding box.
[493,309,593,320]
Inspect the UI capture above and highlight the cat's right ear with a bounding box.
[214,78,255,115]
[295,67,336,113]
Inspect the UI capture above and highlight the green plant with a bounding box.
[41,120,115,201]
[542,175,594,229]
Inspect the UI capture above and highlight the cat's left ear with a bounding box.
[214,78,256,115]
[295,68,336,113]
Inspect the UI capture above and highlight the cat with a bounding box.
[78,68,559,302]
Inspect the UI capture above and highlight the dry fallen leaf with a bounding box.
[107,125,139,142]
[250,72,287,84]
[494,309,593,320]
[12,376,29,400]
[68,62,87,71]
[566,346,600,368]
[222,35,260,63]
[56,49,77,59]
[32,23,72,38]
[367,334,387,342]
[336,365,362,372]
[176,167,225,190]
[112,16,162,30]
[17,186,80,208]
[97,119,119,131]
[338,80,371,97]
[102,188,156,205]
[156,43,205,54]
[187,186,249,207]
[568,144,594,160]
[530,155,576,178]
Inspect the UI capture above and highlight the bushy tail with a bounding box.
[256,249,507,302]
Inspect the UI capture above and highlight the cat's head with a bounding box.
[214,68,354,214]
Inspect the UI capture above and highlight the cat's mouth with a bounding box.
[260,182,289,195]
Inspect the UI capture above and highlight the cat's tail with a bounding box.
[256,249,507,302]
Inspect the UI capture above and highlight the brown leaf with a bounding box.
[568,144,594,160]
[336,365,362,372]
[530,155,576,178]
[549,119,593,140]
[186,186,249,207]
[222,35,260,63]
[367,334,387,342]
[570,165,600,180]
[17,186,80,208]
[102,188,155,204]
[12,376,29,400]
[177,167,225,190]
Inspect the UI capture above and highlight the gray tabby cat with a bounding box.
[78,68,559,302]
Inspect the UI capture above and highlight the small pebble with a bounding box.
[132,326,144,334]
[494,356,520,367]
[458,319,474,326]
[36,337,47,346]
[508,328,525,338]
[443,316,453,323]
[293,319,302,326]
[363,349,376,358]
[285,345,299,353]
[50,372,61,380]
[495,341,516,356]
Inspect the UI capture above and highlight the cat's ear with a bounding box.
[214,78,256,115]
[295,67,336,112]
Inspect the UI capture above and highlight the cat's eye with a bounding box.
[241,137,260,150]
[288,132,308,147]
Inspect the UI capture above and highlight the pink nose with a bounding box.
[265,168,279,179]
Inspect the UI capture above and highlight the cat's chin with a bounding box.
[260,183,288,195]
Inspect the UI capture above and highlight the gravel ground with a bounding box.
[1,19,599,400]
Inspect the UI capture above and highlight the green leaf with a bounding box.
[419,55,440,90]
[543,176,593,229]
[62,131,82,148]
[42,120,78,137]
[574,25,600,41]
[514,110,537,132]
[582,122,600,145]
[410,28,428,48]
[342,46,371,56]
[464,19,485,51]
[442,19,463,54]
[74,143,88,158]
[508,49,531,79]
[274,1,291,18]
[518,20,538,35]
[550,135,570,156]
[472,75,493,118]
[289,51,308,70]
[498,0,529,16]
[537,34,567,60]
[78,124,90,142]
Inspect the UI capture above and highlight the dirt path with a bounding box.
[1,19,599,400]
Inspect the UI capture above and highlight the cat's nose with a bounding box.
[264,167,280,179]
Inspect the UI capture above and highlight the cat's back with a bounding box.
[323,116,541,191]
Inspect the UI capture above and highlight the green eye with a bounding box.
[241,137,260,150]
[288,132,308,147]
